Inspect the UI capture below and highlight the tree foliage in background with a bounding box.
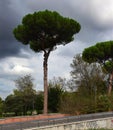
[60,54,107,114]
[1,54,113,116]
[3,75,44,116]
[97,94,111,112]
[4,91,44,116]
[4,94,23,116]
[34,92,43,114]
[14,75,36,115]
[70,54,106,96]
[48,78,64,113]
[82,41,113,95]
[13,10,81,114]
[3,76,66,116]
[0,97,4,116]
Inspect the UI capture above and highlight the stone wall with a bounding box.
[25,117,113,130]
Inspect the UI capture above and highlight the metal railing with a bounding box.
[0,111,113,130]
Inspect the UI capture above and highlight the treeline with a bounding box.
[0,75,63,117]
[0,54,113,117]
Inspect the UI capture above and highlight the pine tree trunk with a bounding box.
[43,52,49,114]
[42,48,52,114]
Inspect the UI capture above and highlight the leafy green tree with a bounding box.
[49,77,68,91]
[14,75,36,115]
[13,10,81,114]
[34,91,43,114]
[97,94,111,112]
[59,92,77,114]
[48,80,64,113]
[82,41,113,95]
[4,94,23,116]
[4,95,14,114]
[0,97,4,116]
[60,91,92,115]
[4,75,44,116]
[59,54,107,115]
[70,54,106,96]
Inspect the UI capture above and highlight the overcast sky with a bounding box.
[0,0,113,99]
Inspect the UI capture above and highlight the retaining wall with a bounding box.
[25,117,113,130]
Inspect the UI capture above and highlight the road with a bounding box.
[0,112,113,130]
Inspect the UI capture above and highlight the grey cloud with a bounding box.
[0,83,15,99]
[24,0,68,12]
[0,88,10,93]
[63,0,113,32]
[0,0,30,59]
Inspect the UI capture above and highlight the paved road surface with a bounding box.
[0,112,113,130]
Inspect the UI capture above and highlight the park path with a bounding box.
[0,113,68,124]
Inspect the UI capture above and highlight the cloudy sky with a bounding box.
[0,0,113,99]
